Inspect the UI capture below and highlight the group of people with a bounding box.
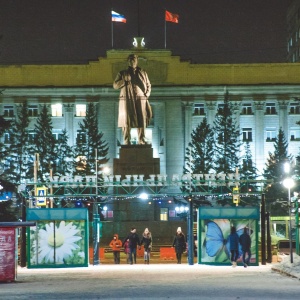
[228,226,252,268]
[109,226,188,265]
[109,227,152,265]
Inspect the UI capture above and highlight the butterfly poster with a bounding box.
[200,218,257,264]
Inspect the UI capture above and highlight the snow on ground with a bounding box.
[272,254,300,279]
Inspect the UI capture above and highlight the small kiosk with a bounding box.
[198,207,259,265]
[26,208,89,268]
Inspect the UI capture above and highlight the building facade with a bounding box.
[1,48,300,243]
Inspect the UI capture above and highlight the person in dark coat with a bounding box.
[123,227,140,265]
[140,228,152,264]
[113,53,152,145]
[228,226,239,267]
[172,227,186,264]
[239,227,251,268]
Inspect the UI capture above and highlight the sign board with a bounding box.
[232,187,240,204]
[0,227,16,282]
[36,187,47,206]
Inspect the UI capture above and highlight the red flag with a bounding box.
[165,10,179,23]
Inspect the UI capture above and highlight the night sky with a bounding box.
[0,0,293,64]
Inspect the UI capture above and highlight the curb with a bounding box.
[271,267,300,280]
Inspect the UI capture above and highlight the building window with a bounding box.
[3,132,11,144]
[243,159,253,169]
[53,131,64,142]
[160,208,168,221]
[265,103,276,115]
[242,128,252,142]
[28,130,36,143]
[76,104,86,117]
[290,128,300,141]
[3,105,14,118]
[193,103,205,116]
[289,103,300,114]
[217,104,224,114]
[28,105,38,117]
[241,103,253,115]
[266,128,276,142]
[76,130,86,143]
[51,104,63,117]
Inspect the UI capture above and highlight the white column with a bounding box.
[63,103,74,146]
[278,100,289,136]
[254,102,265,174]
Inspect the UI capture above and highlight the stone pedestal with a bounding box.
[113,145,160,180]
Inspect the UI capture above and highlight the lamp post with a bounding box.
[283,177,295,263]
[93,149,100,265]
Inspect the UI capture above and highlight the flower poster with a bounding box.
[29,220,87,267]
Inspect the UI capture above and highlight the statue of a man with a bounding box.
[113,54,152,145]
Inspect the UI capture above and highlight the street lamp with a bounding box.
[283,177,295,263]
[93,149,100,265]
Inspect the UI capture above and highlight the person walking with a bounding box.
[239,227,251,268]
[123,227,140,265]
[228,226,240,267]
[172,227,186,264]
[140,228,152,264]
[109,233,122,264]
[123,239,130,264]
[113,53,152,145]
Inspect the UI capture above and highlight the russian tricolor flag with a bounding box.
[112,11,126,23]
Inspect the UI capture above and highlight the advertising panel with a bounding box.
[0,228,16,282]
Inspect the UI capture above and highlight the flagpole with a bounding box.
[111,9,114,48]
[137,0,140,36]
[164,10,167,49]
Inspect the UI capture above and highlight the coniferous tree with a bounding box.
[184,118,214,175]
[239,142,259,206]
[263,128,293,215]
[0,179,18,221]
[53,129,73,176]
[0,116,10,164]
[182,118,215,206]
[0,200,18,221]
[0,115,10,135]
[32,104,57,181]
[5,101,31,184]
[240,142,258,181]
[294,119,300,178]
[213,92,241,175]
[74,103,109,177]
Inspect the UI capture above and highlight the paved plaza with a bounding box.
[1,260,300,300]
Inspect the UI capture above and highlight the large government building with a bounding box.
[1,39,300,242]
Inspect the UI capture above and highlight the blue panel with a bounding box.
[199,207,259,219]
[27,208,88,221]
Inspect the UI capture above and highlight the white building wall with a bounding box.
[2,86,300,178]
